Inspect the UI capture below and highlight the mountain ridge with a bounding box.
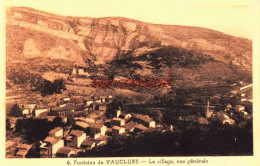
[6,7,252,68]
[6,7,252,95]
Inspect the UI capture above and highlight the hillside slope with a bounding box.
[6,7,252,95]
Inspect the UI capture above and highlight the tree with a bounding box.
[9,103,22,117]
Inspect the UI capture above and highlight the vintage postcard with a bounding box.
[1,0,259,166]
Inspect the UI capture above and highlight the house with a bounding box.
[132,114,156,128]
[56,147,76,158]
[212,113,235,125]
[75,121,90,131]
[112,126,125,137]
[22,109,30,115]
[100,96,107,103]
[49,127,63,138]
[33,108,50,117]
[96,119,104,124]
[15,149,29,158]
[241,98,247,102]
[95,99,102,103]
[92,102,107,111]
[119,113,132,122]
[61,117,68,123]
[124,121,136,132]
[74,117,87,122]
[90,124,107,136]
[197,117,209,125]
[85,118,95,124]
[226,104,232,109]
[16,144,32,151]
[113,109,121,118]
[59,103,67,107]
[51,106,75,116]
[94,136,108,146]
[81,139,96,150]
[235,105,245,113]
[111,118,125,127]
[72,68,77,75]
[133,124,148,133]
[231,90,239,95]
[93,133,101,139]
[15,144,32,158]
[77,67,90,76]
[222,118,235,125]
[88,113,100,121]
[85,98,94,106]
[28,103,36,110]
[240,111,248,117]
[63,97,70,102]
[45,116,56,122]
[65,130,86,148]
[40,137,64,158]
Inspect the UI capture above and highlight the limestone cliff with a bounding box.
[6,7,252,70]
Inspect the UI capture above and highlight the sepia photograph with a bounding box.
[1,0,259,165]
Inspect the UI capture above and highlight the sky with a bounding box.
[2,0,257,39]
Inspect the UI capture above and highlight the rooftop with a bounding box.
[112,126,122,130]
[112,118,124,122]
[125,121,136,131]
[81,140,95,147]
[56,147,74,155]
[90,123,104,129]
[69,130,85,137]
[15,149,28,156]
[134,124,148,131]
[133,114,154,123]
[17,144,32,150]
[49,127,63,134]
[74,117,86,121]
[75,121,90,129]
[44,137,59,145]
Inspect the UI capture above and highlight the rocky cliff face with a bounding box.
[6,7,252,70]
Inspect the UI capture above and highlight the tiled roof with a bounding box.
[15,149,28,156]
[17,144,32,150]
[56,147,73,155]
[112,126,121,130]
[90,123,104,129]
[69,130,84,137]
[88,114,99,119]
[119,112,131,118]
[125,121,136,131]
[133,113,154,123]
[74,117,86,121]
[75,121,90,129]
[49,127,63,134]
[44,137,59,145]
[81,140,95,147]
[112,118,124,122]
[134,124,148,131]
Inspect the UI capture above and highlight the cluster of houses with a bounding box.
[36,106,156,158]
[11,94,157,158]
[14,144,32,158]
[197,82,252,125]
[9,81,252,158]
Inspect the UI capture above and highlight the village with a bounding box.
[6,76,252,158]
[6,92,159,158]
